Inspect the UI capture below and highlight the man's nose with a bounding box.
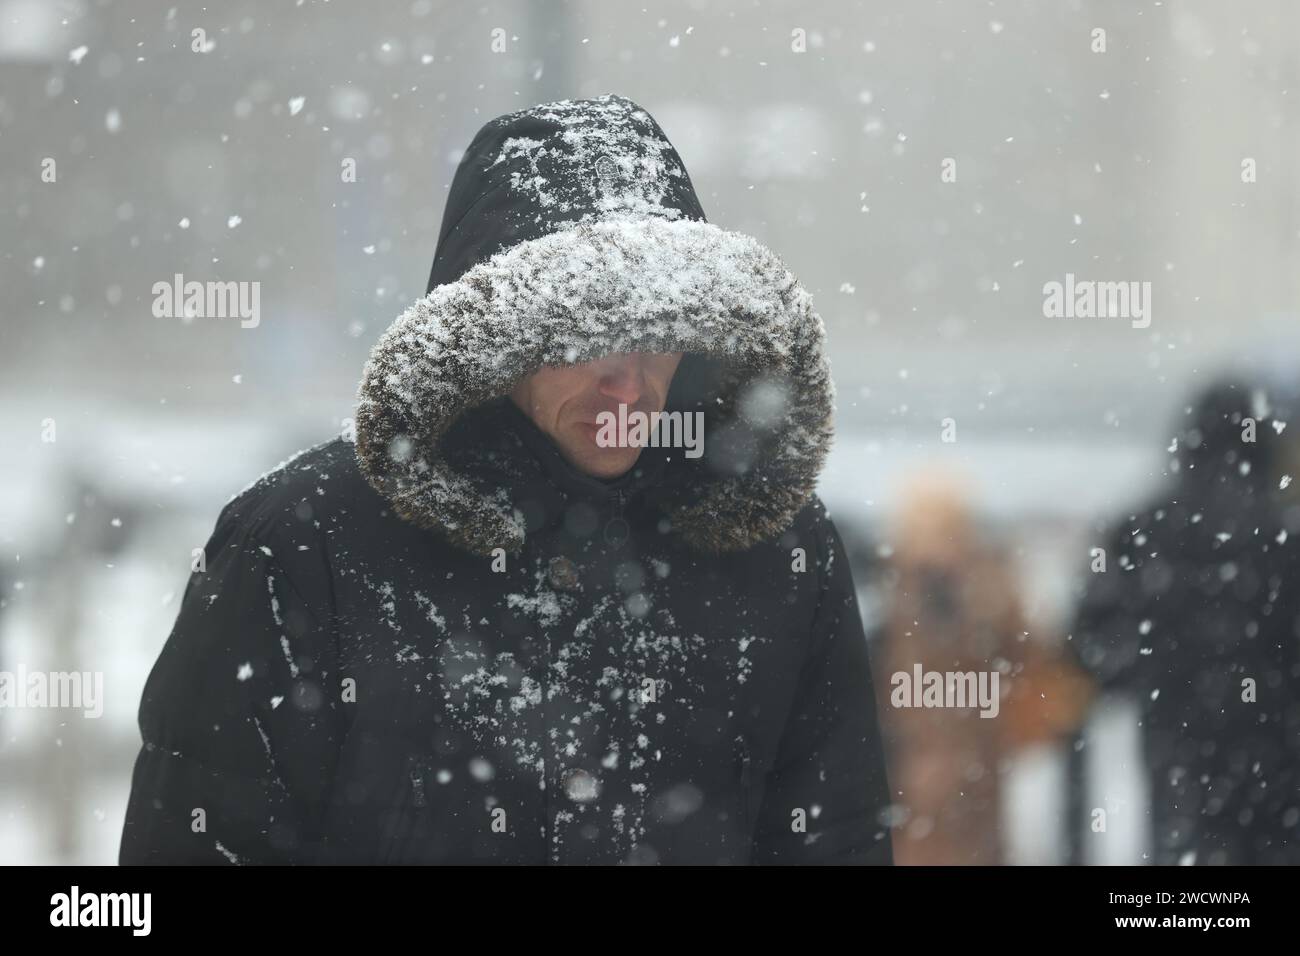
[596,353,648,406]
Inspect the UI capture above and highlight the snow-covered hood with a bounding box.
[354,94,836,558]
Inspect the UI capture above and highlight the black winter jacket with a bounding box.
[1072,380,1300,864]
[120,94,893,865]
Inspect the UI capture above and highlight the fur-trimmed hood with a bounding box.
[355,94,836,558]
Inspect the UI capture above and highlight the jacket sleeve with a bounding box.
[119,505,341,865]
[751,513,895,865]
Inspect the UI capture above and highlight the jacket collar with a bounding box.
[441,396,675,541]
[498,397,670,505]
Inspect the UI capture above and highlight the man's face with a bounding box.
[509,351,684,479]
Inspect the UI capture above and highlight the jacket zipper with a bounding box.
[736,734,753,839]
[385,754,429,864]
[409,756,429,808]
[604,489,629,549]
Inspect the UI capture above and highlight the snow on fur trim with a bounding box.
[354,214,835,557]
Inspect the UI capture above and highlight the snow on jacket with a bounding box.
[119,93,894,865]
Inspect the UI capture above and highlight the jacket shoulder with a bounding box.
[784,494,844,560]
[215,437,372,552]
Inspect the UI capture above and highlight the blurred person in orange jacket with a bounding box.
[875,472,1093,864]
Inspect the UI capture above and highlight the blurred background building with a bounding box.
[1,0,1297,863]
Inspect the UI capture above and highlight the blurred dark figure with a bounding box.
[1072,379,1300,864]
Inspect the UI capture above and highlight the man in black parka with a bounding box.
[120,94,894,865]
